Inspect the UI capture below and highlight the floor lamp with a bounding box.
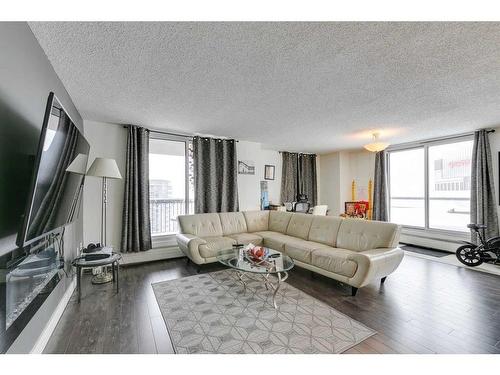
[86,157,122,284]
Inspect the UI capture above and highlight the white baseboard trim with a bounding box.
[30,278,76,354]
[120,246,184,265]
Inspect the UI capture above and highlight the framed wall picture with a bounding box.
[264,165,275,180]
[238,160,255,175]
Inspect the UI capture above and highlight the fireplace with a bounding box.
[0,235,64,353]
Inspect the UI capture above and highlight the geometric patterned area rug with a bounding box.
[152,270,376,354]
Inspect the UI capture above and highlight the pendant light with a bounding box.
[364,132,390,152]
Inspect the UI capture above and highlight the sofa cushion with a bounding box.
[254,231,295,252]
[285,238,332,264]
[311,248,358,278]
[178,213,223,237]
[336,219,401,252]
[269,211,293,233]
[226,232,263,246]
[198,236,236,258]
[286,213,314,240]
[243,211,269,232]
[219,212,248,235]
[308,216,343,247]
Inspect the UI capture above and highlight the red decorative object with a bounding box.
[344,201,370,218]
[246,246,268,261]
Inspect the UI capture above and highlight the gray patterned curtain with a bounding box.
[121,126,152,252]
[280,152,299,203]
[193,136,238,213]
[373,151,388,221]
[471,130,499,243]
[299,154,317,206]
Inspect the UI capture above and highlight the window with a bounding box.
[388,138,473,233]
[389,148,425,227]
[149,136,194,237]
[428,140,473,232]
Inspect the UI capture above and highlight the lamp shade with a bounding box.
[86,157,122,179]
[363,142,390,152]
[66,153,89,175]
[363,132,390,152]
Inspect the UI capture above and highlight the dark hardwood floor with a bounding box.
[44,253,500,354]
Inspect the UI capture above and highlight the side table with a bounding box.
[72,253,122,303]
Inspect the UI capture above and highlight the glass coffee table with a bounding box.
[216,247,294,309]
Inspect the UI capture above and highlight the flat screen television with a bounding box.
[17,92,90,247]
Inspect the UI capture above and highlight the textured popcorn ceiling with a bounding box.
[29,22,500,153]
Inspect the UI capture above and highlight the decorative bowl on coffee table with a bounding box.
[216,247,294,309]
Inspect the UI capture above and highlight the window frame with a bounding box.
[149,133,193,247]
[387,135,473,237]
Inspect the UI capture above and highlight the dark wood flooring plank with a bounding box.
[42,254,500,354]
[150,315,175,354]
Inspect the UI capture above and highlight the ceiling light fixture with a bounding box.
[364,132,390,152]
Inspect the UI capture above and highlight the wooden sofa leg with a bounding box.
[351,287,358,297]
[381,276,387,284]
[186,257,190,265]
[196,265,202,274]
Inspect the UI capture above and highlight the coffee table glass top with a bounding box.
[216,247,294,274]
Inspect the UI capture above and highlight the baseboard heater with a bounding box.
[401,231,466,245]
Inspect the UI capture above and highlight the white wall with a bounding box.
[83,121,127,250]
[343,151,375,202]
[237,141,282,211]
[318,152,341,215]
[318,149,375,216]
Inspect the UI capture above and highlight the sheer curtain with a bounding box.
[193,136,238,213]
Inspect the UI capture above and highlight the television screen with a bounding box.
[18,93,90,246]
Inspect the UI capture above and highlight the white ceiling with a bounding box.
[29,22,500,153]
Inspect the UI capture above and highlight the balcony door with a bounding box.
[149,135,193,243]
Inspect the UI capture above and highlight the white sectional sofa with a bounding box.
[176,211,403,295]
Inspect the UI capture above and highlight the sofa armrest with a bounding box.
[347,247,404,288]
[176,234,207,265]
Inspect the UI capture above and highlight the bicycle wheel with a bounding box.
[456,244,483,267]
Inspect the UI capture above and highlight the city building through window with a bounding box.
[149,136,194,236]
[388,138,473,233]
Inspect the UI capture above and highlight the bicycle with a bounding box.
[455,224,500,267]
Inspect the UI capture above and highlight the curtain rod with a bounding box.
[278,151,316,155]
[122,125,238,142]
